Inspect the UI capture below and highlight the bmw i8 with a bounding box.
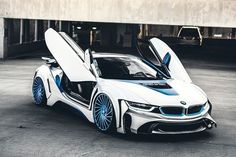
[32,28,216,134]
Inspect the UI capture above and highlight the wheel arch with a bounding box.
[34,65,52,100]
[33,65,62,106]
[91,85,129,133]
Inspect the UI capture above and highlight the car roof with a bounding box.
[92,52,139,59]
[181,26,199,29]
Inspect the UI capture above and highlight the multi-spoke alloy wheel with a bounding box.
[93,93,115,132]
[32,77,46,106]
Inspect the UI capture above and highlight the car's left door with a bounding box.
[45,28,96,82]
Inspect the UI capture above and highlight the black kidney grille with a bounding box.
[159,105,204,116]
[187,105,203,115]
[160,107,183,115]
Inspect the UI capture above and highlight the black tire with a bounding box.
[93,93,116,133]
[32,77,47,106]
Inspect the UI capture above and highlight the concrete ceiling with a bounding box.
[0,0,236,28]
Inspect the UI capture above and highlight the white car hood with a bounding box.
[99,79,207,107]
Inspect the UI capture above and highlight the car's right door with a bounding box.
[138,37,192,83]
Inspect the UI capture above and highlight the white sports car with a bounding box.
[32,28,216,134]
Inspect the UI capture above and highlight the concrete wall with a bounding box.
[1,0,236,28]
[7,41,46,58]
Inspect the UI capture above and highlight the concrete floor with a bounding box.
[0,49,236,157]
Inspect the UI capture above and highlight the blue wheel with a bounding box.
[93,93,115,132]
[32,77,47,106]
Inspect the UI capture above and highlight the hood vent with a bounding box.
[140,83,172,89]
[140,82,178,96]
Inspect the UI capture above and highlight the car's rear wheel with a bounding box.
[32,77,47,106]
[93,93,116,133]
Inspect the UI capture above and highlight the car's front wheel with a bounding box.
[93,93,116,133]
[32,77,47,106]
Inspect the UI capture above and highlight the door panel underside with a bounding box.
[149,38,192,83]
[61,74,96,106]
[137,38,191,83]
[45,28,96,82]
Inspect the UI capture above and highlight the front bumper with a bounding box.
[123,110,216,134]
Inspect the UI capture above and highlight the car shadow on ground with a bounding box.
[48,102,215,143]
[112,131,214,143]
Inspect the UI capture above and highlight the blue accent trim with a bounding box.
[163,52,171,67]
[55,75,63,91]
[55,75,61,87]
[150,87,178,96]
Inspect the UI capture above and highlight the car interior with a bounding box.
[61,74,96,105]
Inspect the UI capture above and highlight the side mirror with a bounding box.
[84,48,93,68]
[163,52,171,69]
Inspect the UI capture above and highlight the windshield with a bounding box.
[93,57,164,80]
[179,28,199,37]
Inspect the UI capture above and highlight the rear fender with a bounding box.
[34,65,63,106]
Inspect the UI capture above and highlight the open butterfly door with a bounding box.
[138,37,192,83]
[45,28,96,82]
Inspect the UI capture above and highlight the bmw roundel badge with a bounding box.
[180,101,186,105]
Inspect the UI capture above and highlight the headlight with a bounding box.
[204,100,212,114]
[203,101,209,109]
[125,100,154,111]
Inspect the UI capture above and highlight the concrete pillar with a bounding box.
[0,18,4,59]
[59,21,62,31]
[173,26,179,36]
[137,25,143,39]
[34,20,38,41]
[144,24,149,36]
[20,19,23,44]
[202,27,208,38]
[49,20,56,29]
[141,24,145,37]
[47,20,51,28]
